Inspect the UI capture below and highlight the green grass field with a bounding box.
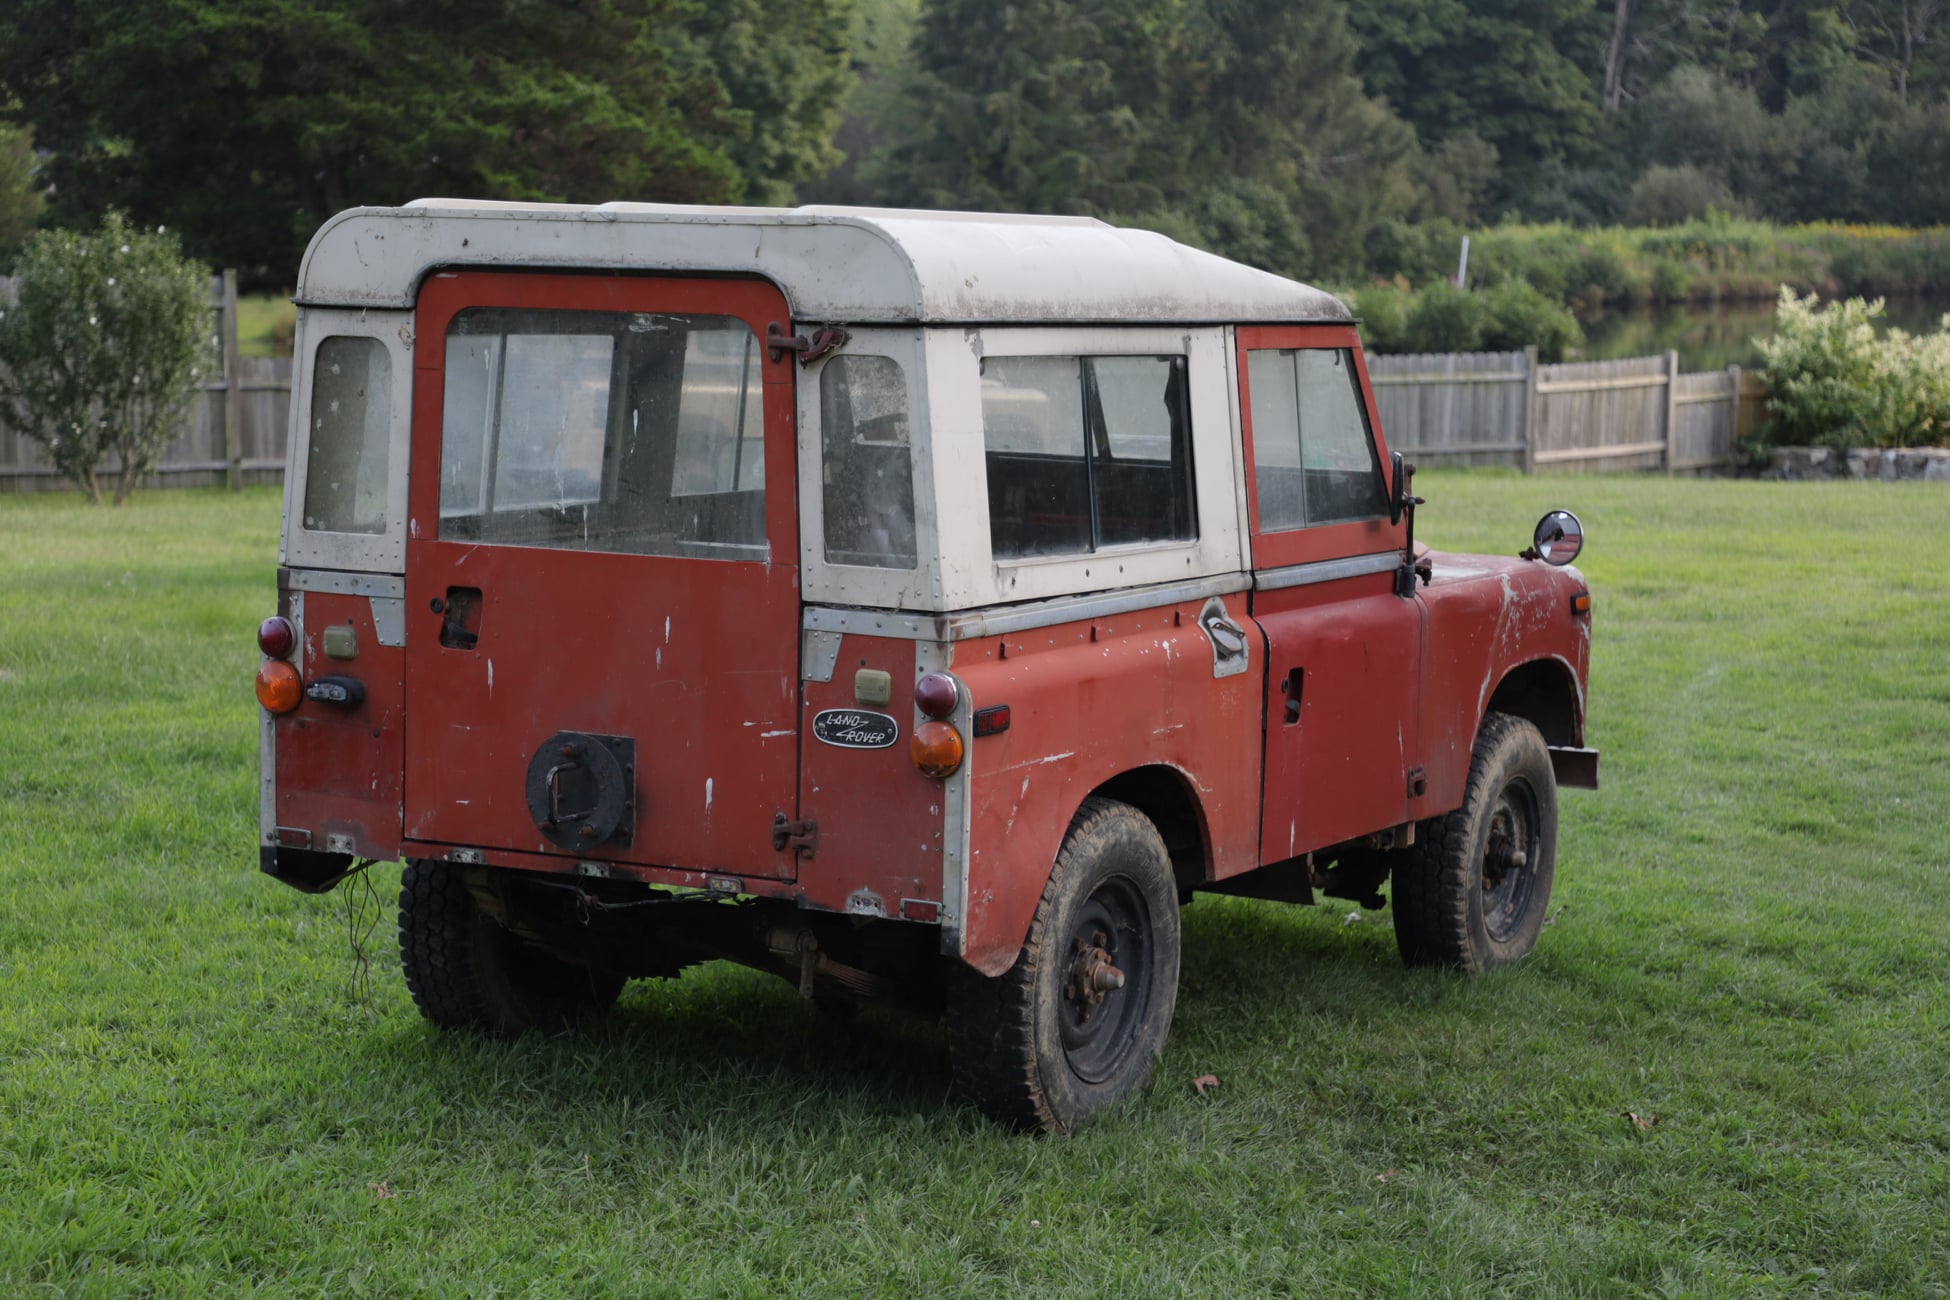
[1,476,1946,1296]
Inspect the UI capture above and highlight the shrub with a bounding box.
[1755,288,1950,450]
[1351,280,1581,360]
[0,213,212,503]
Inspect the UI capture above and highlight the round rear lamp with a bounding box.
[256,660,303,713]
[910,721,965,778]
[258,616,296,659]
[914,672,960,719]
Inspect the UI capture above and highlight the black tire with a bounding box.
[398,860,624,1033]
[946,798,1181,1133]
[1392,712,1558,972]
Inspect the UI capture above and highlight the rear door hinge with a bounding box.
[1405,765,1428,798]
[772,813,820,860]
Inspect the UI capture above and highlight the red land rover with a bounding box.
[257,201,1596,1132]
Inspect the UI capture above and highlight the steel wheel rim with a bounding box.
[1481,777,1540,943]
[1058,876,1152,1084]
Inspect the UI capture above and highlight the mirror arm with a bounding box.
[1392,453,1429,598]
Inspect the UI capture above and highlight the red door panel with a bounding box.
[1237,324,1423,863]
[1255,575,1420,858]
[403,272,802,879]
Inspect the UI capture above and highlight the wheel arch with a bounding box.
[1090,763,1209,896]
[1484,657,1584,749]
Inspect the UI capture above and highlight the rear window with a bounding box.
[438,308,767,558]
[981,354,1195,560]
[301,336,392,535]
[820,354,917,569]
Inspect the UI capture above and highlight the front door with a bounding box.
[403,271,802,879]
[1238,325,1423,861]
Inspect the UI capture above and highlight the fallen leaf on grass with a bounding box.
[1342,911,1363,926]
[1374,1168,1398,1183]
[1542,907,1564,928]
[1192,1074,1220,1095]
[1625,1111,1660,1130]
[369,1182,396,1200]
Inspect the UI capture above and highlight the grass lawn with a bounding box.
[1,475,1946,1296]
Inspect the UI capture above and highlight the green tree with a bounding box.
[873,0,1413,280]
[0,119,45,267]
[0,0,853,287]
[0,213,213,504]
[1345,0,1607,213]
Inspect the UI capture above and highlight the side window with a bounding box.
[1247,348,1386,531]
[301,336,392,535]
[820,355,917,569]
[982,354,1195,559]
[438,308,767,558]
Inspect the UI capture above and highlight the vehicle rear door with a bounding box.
[403,271,802,879]
[1238,324,1423,862]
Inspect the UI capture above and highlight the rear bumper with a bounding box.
[260,845,358,894]
[1548,746,1601,790]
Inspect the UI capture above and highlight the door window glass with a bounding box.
[982,354,1195,559]
[438,309,768,558]
[820,355,917,569]
[302,336,392,535]
[1247,348,1385,531]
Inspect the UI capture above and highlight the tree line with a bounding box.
[4,0,1949,288]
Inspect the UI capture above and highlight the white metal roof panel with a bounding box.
[294,200,1352,325]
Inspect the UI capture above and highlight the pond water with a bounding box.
[1576,297,1948,371]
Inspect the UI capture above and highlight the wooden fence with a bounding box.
[0,271,291,493]
[1369,347,1767,473]
[2,276,1762,490]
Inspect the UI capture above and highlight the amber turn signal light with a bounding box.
[1570,591,1592,617]
[910,720,965,778]
[256,660,303,713]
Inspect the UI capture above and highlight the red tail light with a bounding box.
[914,672,960,719]
[258,616,296,659]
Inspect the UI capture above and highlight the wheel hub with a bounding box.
[1066,929,1126,1022]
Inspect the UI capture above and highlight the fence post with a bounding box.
[1662,349,1679,474]
[220,270,243,490]
[1726,363,1742,470]
[1521,345,1539,475]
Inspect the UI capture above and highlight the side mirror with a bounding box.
[1529,509,1584,566]
[1389,452,1406,525]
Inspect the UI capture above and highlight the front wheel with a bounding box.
[398,860,624,1033]
[1392,713,1558,972]
[947,798,1181,1133]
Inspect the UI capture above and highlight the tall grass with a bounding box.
[1,481,1946,1295]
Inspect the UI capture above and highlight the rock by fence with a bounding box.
[1765,447,1950,480]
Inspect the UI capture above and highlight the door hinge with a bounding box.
[772,813,820,860]
[1406,765,1428,798]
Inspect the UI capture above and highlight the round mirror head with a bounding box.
[1533,510,1584,566]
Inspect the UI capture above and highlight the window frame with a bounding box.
[1235,323,1402,571]
[282,308,415,573]
[410,270,800,566]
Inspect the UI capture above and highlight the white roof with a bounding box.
[293,199,1352,326]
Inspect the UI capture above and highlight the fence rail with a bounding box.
[1369,346,1765,474]
[2,273,1762,491]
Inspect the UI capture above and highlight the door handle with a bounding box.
[1196,598,1253,679]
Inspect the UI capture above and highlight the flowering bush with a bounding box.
[1756,288,1950,451]
[0,212,212,503]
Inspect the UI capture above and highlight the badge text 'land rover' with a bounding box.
[258,201,1596,1132]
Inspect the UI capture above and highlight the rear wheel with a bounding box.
[1392,712,1558,972]
[398,860,624,1033]
[947,798,1180,1133]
